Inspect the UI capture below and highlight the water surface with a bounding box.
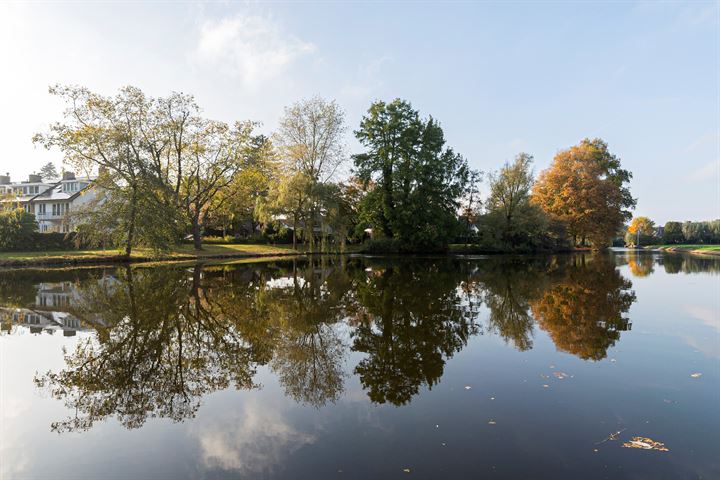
[1,251,718,479]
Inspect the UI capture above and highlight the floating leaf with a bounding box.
[690,372,702,378]
[622,437,669,452]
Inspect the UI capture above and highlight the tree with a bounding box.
[0,209,37,250]
[176,120,254,249]
[39,162,59,181]
[482,153,551,249]
[257,171,313,249]
[626,216,656,247]
[354,99,422,237]
[209,135,277,237]
[459,169,483,245]
[532,138,635,248]
[663,221,683,244]
[274,97,347,252]
[354,99,468,250]
[33,85,183,256]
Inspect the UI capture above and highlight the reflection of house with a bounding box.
[0,307,91,336]
[0,171,97,233]
[0,278,111,336]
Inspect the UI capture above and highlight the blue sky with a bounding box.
[0,1,717,223]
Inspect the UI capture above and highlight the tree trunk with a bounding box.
[381,168,394,237]
[125,186,137,257]
[293,213,298,250]
[192,215,202,250]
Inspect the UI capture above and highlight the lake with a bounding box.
[1,251,718,479]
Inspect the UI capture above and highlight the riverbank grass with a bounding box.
[0,244,300,266]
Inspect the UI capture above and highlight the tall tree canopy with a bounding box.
[34,85,256,253]
[272,96,347,252]
[532,138,635,248]
[353,99,468,251]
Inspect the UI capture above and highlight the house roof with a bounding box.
[30,177,96,203]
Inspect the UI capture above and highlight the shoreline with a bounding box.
[3,244,719,269]
[649,246,720,257]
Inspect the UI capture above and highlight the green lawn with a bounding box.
[654,244,720,251]
[0,243,300,266]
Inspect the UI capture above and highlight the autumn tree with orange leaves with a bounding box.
[532,139,635,249]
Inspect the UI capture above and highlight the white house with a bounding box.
[1,171,98,233]
[29,171,97,233]
[0,173,55,211]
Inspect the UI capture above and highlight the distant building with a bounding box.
[0,171,98,233]
[0,173,55,211]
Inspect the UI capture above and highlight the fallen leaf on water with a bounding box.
[690,373,702,378]
[464,385,472,390]
[488,420,496,425]
[542,384,550,388]
[622,437,669,452]
[553,372,569,380]
[403,468,411,473]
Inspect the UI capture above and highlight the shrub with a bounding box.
[0,209,38,250]
[362,238,402,254]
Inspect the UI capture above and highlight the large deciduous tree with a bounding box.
[274,96,347,252]
[482,153,550,249]
[532,138,635,249]
[34,85,182,256]
[353,99,468,251]
[34,85,255,253]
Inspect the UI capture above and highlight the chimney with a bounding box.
[0,173,9,185]
[28,174,41,183]
[62,171,76,181]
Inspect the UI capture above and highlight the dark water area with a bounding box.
[1,251,718,479]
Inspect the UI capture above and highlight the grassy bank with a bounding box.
[652,245,720,257]
[0,244,301,267]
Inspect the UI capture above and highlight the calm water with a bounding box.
[1,251,718,479]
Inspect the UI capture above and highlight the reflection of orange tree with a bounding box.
[627,253,654,277]
[530,255,636,360]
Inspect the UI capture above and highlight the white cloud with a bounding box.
[197,397,315,474]
[340,55,392,98]
[190,14,316,86]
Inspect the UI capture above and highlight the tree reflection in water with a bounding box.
[23,253,644,431]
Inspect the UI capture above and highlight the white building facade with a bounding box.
[0,171,97,233]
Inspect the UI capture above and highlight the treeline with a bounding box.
[28,85,636,254]
[624,217,720,246]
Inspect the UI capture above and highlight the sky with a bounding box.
[0,1,717,224]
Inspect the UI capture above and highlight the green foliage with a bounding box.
[663,221,683,244]
[479,154,566,251]
[39,162,59,181]
[362,238,402,254]
[353,99,468,251]
[0,209,38,250]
